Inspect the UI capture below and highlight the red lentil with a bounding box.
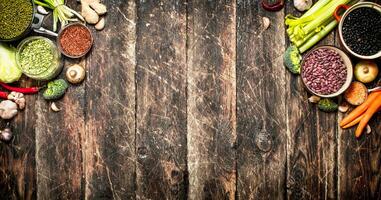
[59,24,92,57]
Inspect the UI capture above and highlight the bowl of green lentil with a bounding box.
[0,0,36,41]
[16,36,62,81]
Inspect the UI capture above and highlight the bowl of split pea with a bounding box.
[16,36,62,81]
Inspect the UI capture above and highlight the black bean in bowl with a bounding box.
[302,48,347,95]
[342,7,381,56]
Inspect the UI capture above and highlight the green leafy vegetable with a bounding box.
[284,45,301,74]
[318,98,338,112]
[0,43,22,83]
[43,79,68,100]
[34,0,84,31]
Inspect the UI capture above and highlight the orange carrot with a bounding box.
[340,91,381,127]
[342,107,381,129]
[355,95,381,138]
[343,115,364,129]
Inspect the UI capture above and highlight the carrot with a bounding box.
[340,91,381,127]
[343,114,364,129]
[355,95,381,138]
[342,107,381,129]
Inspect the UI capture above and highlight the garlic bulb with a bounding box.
[294,0,313,12]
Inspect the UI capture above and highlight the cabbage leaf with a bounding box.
[0,43,22,83]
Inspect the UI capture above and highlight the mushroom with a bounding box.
[0,100,18,119]
[66,64,86,84]
[7,92,26,110]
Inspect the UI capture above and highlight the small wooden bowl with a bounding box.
[300,46,353,98]
[57,23,93,58]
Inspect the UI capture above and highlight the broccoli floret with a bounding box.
[43,79,69,100]
[318,98,338,112]
[284,45,301,74]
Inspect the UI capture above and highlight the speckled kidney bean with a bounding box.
[302,48,347,95]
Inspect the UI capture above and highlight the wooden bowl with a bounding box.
[300,46,353,98]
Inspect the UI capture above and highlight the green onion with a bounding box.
[34,0,84,31]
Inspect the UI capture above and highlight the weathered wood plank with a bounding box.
[0,78,38,200]
[135,0,188,199]
[236,1,286,199]
[83,0,137,199]
[35,62,84,200]
[35,0,84,199]
[187,0,236,199]
[285,1,338,199]
[337,45,381,200]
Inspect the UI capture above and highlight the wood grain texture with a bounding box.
[35,63,84,200]
[83,0,137,199]
[337,44,381,199]
[35,1,84,199]
[187,0,236,199]
[285,1,338,199]
[236,1,286,199]
[0,78,38,200]
[1,1,381,199]
[135,0,188,199]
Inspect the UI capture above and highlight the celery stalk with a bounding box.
[299,20,338,53]
[294,17,334,47]
[302,0,350,35]
[302,0,331,18]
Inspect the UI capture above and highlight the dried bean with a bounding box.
[302,48,347,95]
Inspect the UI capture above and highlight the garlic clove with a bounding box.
[95,17,105,31]
[82,6,99,24]
[0,128,13,142]
[366,125,371,134]
[308,95,321,103]
[262,17,270,30]
[338,102,349,113]
[51,102,61,112]
[89,2,107,15]
[37,5,49,15]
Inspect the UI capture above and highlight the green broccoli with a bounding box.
[43,79,69,100]
[318,98,338,112]
[284,45,301,74]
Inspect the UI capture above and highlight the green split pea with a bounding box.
[19,39,54,75]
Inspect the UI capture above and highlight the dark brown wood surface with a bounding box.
[0,0,380,199]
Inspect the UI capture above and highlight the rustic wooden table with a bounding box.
[1,0,381,199]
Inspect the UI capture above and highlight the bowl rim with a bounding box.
[16,36,61,77]
[0,0,36,42]
[57,22,94,59]
[337,2,381,59]
[300,45,353,98]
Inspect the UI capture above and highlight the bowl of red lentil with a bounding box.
[301,46,353,98]
[57,23,93,58]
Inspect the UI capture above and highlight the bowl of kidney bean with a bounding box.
[301,46,353,98]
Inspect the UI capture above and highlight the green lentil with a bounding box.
[20,39,54,75]
[0,0,33,40]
